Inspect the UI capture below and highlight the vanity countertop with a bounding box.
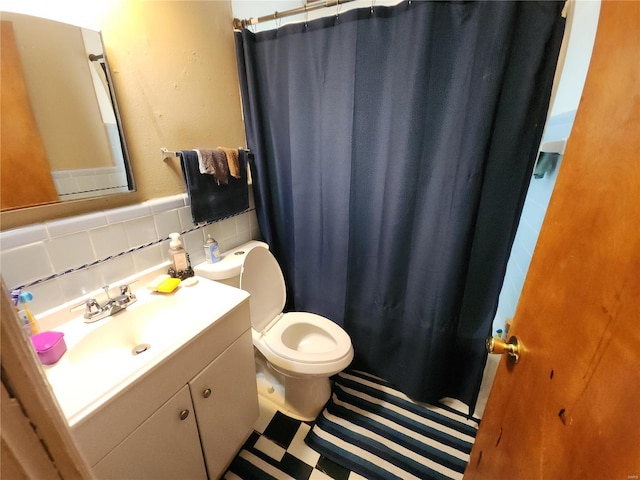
[38,270,249,427]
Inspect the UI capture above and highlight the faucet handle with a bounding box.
[119,280,138,297]
[71,297,100,313]
[70,298,104,320]
[102,285,113,299]
[84,298,103,317]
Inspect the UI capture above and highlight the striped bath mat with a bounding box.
[305,370,479,480]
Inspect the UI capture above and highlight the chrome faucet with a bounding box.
[78,284,137,323]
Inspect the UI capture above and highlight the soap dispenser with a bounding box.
[168,232,194,280]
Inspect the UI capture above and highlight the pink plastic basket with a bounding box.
[30,331,66,365]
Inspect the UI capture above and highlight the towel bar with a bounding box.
[161,147,180,160]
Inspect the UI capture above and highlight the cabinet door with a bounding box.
[92,385,207,480]
[189,330,259,479]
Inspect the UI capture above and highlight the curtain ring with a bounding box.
[371,0,375,14]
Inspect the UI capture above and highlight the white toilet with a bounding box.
[194,241,354,421]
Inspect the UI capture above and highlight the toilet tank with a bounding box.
[194,240,268,287]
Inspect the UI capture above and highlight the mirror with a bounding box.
[0,12,134,211]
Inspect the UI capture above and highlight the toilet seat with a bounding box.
[264,312,353,364]
[241,247,353,374]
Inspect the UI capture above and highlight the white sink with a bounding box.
[65,294,182,365]
[41,273,249,427]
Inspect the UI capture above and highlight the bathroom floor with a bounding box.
[223,396,365,480]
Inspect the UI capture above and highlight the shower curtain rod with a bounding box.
[233,0,357,30]
[233,0,568,30]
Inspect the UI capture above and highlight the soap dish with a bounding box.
[30,331,66,365]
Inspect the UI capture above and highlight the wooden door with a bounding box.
[466,2,640,478]
[1,20,59,210]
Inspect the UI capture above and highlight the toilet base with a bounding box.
[255,357,332,421]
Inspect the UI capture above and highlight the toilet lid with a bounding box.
[240,246,286,331]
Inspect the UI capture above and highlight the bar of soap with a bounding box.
[180,277,198,287]
[156,277,181,293]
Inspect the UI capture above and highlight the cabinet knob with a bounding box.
[179,409,190,420]
[203,388,212,398]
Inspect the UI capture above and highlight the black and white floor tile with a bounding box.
[223,397,367,480]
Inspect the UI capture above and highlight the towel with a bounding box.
[533,151,560,179]
[218,147,241,179]
[196,148,229,185]
[179,149,249,223]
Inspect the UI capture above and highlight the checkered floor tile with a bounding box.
[223,397,366,480]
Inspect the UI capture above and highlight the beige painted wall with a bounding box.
[1,0,246,230]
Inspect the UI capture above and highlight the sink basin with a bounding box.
[66,294,181,366]
[41,273,249,426]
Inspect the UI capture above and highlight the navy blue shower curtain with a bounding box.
[236,1,564,412]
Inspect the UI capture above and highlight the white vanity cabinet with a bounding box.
[92,385,208,479]
[190,329,258,478]
[75,297,259,480]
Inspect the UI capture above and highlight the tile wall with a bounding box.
[51,165,129,201]
[0,191,261,317]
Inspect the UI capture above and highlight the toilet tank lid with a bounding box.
[194,240,269,280]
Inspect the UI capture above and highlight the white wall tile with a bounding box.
[55,176,77,196]
[96,254,136,287]
[29,279,66,317]
[219,217,238,241]
[0,243,54,289]
[237,212,251,236]
[0,224,49,249]
[251,225,262,241]
[178,206,195,231]
[238,230,252,245]
[148,194,185,214]
[131,243,163,272]
[153,210,182,240]
[159,240,171,263]
[202,222,224,244]
[106,203,152,223]
[248,187,255,209]
[183,230,206,266]
[249,210,259,231]
[59,266,104,302]
[124,216,158,248]
[46,232,96,272]
[75,175,97,192]
[1,194,258,312]
[90,223,130,259]
[46,212,108,238]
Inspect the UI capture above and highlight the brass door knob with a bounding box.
[486,335,522,363]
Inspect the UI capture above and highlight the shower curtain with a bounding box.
[235,1,565,412]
